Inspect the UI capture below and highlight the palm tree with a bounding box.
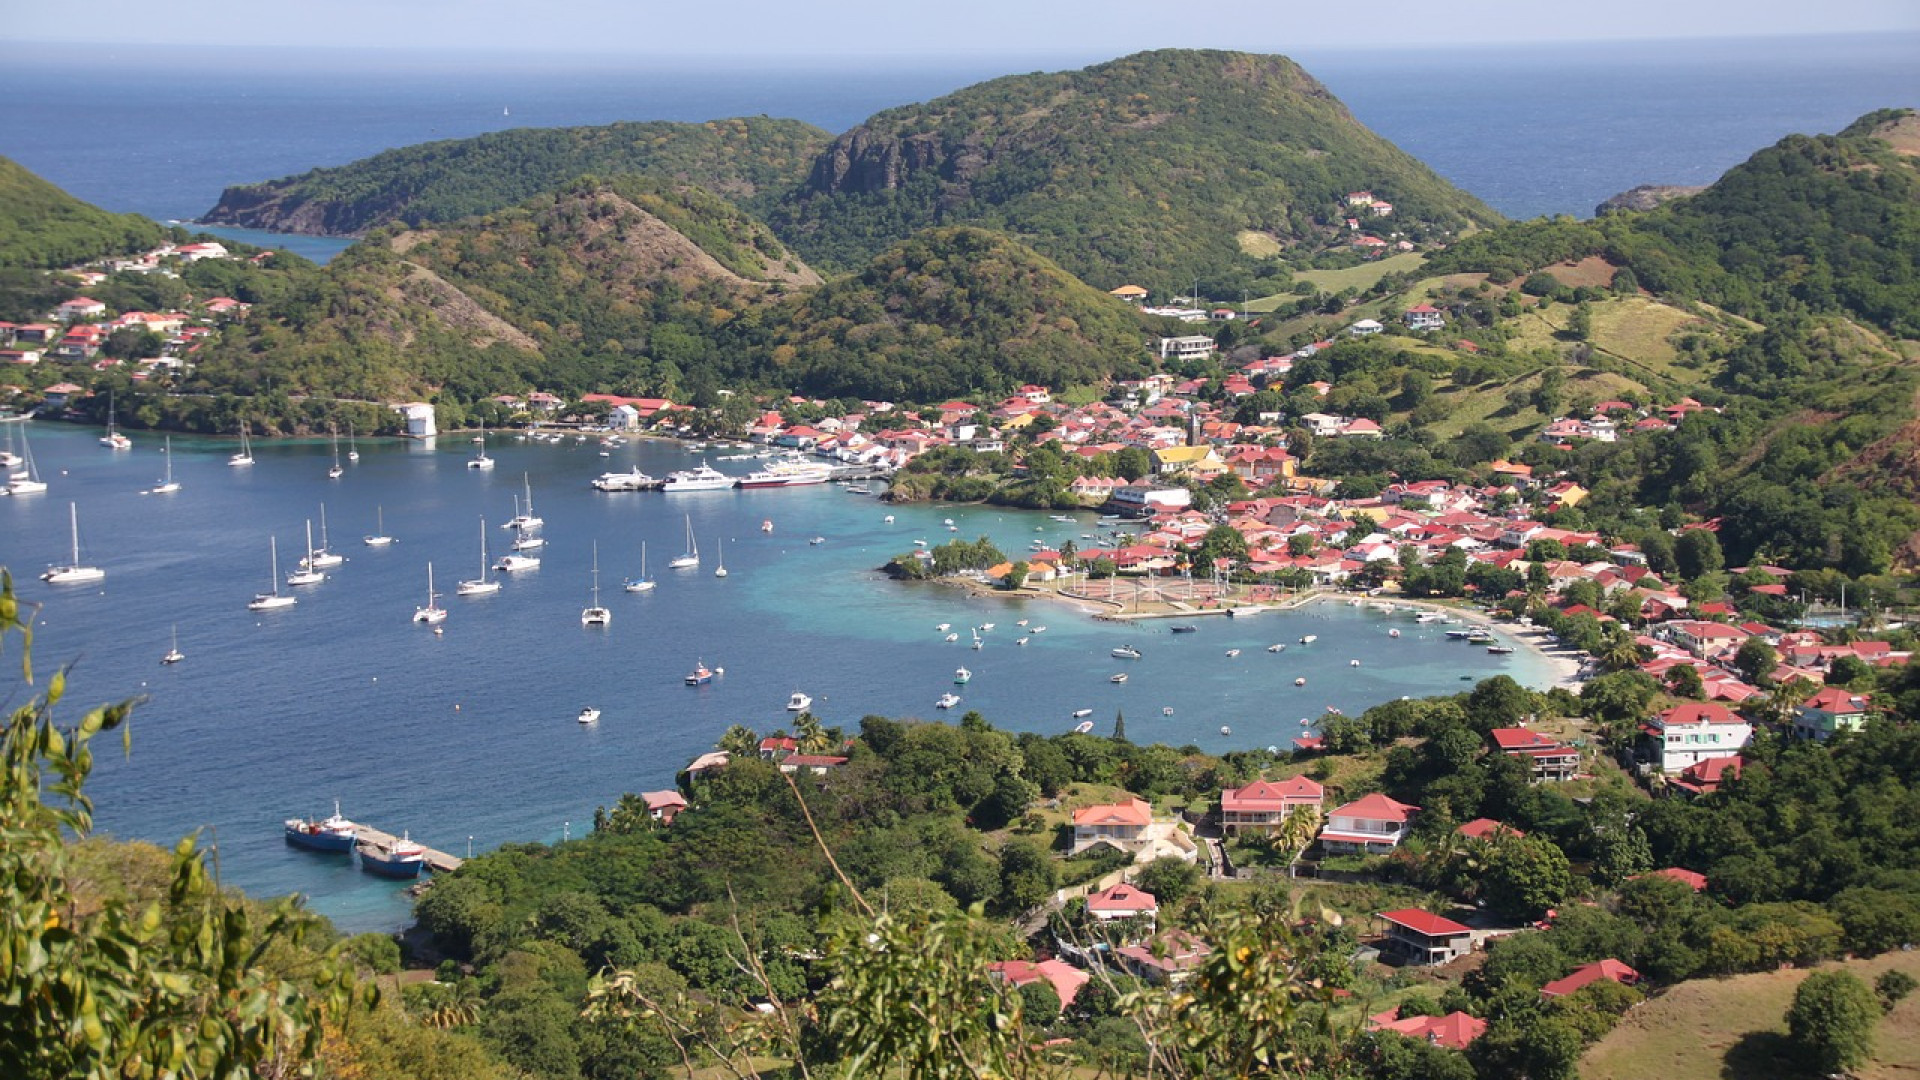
[717,724,760,757]
[792,712,834,755]
[1598,624,1649,673]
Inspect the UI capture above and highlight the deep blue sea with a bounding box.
[1,35,1914,264]
[2,423,1554,930]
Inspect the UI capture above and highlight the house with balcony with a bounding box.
[1642,702,1751,774]
[1219,776,1324,837]
[1319,793,1419,854]
[1071,798,1155,855]
[1157,335,1217,361]
[1489,727,1580,782]
[1403,304,1446,331]
[1085,882,1158,924]
[1377,908,1473,965]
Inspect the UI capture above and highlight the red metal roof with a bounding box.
[1378,908,1472,937]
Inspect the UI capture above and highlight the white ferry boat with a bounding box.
[661,462,737,492]
[738,458,833,489]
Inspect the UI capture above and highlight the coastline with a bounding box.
[1305,593,1589,692]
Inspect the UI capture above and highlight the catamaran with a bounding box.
[99,394,131,450]
[228,425,254,467]
[413,562,447,624]
[458,518,500,595]
[286,521,326,586]
[623,540,655,593]
[6,422,47,494]
[145,435,180,494]
[305,505,345,569]
[161,625,185,665]
[467,423,494,470]
[503,474,541,530]
[363,506,394,546]
[668,514,699,568]
[248,536,297,610]
[40,502,105,584]
[581,543,611,626]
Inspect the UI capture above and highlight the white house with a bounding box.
[1319,793,1419,854]
[1643,702,1751,774]
[1347,319,1384,337]
[1403,304,1445,331]
[1158,335,1217,361]
[393,402,438,438]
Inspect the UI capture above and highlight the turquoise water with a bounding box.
[2,423,1554,931]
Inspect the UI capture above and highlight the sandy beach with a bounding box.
[1305,593,1589,691]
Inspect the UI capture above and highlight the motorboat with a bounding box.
[1110,673,1128,683]
[937,622,954,631]
[1225,649,1241,657]
[1267,644,1286,653]
[413,562,448,624]
[247,536,296,610]
[582,543,611,626]
[1072,708,1094,719]
[1030,626,1046,634]
[979,623,995,631]
[1351,659,1362,667]
[685,661,715,686]
[357,833,427,879]
[761,519,773,533]
[1162,707,1174,716]
[786,691,812,712]
[41,503,106,585]
[1016,637,1029,646]
[935,693,961,710]
[1294,677,1307,687]
[809,536,825,545]
[1445,629,1475,639]
[1388,628,1401,638]
[944,633,958,642]
[284,801,357,852]
[954,667,971,684]
[592,467,655,492]
[494,553,541,573]
[661,461,736,492]
[1074,720,1095,733]
[1171,624,1197,633]
[1298,635,1317,645]
[1111,645,1141,659]
[1220,726,1232,736]
[578,707,601,724]
[1487,645,1516,655]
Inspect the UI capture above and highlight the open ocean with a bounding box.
[1,34,1915,263]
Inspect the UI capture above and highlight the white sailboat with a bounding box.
[228,424,254,467]
[581,543,611,626]
[413,562,447,624]
[286,521,326,586]
[363,506,395,546]
[623,540,655,593]
[41,502,105,584]
[327,427,343,479]
[6,422,47,495]
[668,514,699,569]
[713,537,727,578]
[503,474,541,530]
[248,536,296,610]
[458,517,500,595]
[346,421,360,462]
[145,435,180,494]
[161,625,185,665]
[99,393,131,450]
[306,505,345,569]
[468,423,494,470]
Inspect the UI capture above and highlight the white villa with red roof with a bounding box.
[1403,304,1445,331]
[1319,793,1419,854]
[1219,776,1323,836]
[1071,798,1154,855]
[1377,908,1473,965]
[1085,882,1158,923]
[1644,702,1751,774]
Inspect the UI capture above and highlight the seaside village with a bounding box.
[7,227,1914,1056]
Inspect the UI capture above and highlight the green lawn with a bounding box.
[1246,253,1427,311]
[1582,952,1920,1080]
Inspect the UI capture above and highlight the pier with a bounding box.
[356,824,464,874]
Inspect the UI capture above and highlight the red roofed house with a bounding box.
[1115,929,1211,984]
[1085,882,1158,923]
[1489,727,1580,782]
[1367,1008,1487,1050]
[1668,755,1742,797]
[1644,702,1750,774]
[1377,908,1474,965]
[640,790,688,825]
[1404,304,1446,331]
[1320,793,1419,854]
[779,754,849,776]
[1456,818,1525,841]
[1072,798,1155,855]
[988,959,1089,1009]
[1642,867,1708,892]
[1540,959,1639,999]
[1220,776,1324,837]
[1794,688,1874,742]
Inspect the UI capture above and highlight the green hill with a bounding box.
[0,156,167,269]
[199,116,831,236]
[719,226,1152,400]
[767,49,1501,286]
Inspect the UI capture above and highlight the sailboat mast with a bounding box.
[69,502,80,563]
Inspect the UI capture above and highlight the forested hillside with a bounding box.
[0,155,167,268]
[768,49,1501,285]
[200,116,830,236]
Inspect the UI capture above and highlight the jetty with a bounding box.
[355,824,464,874]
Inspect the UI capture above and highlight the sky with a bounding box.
[7,0,1918,57]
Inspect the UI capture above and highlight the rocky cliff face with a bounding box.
[1595,184,1707,216]
[202,184,390,236]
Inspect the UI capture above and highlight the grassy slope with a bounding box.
[1245,252,1427,310]
[0,155,167,268]
[1582,952,1920,1080]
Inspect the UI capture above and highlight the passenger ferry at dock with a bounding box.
[738,458,834,489]
[661,461,737,492]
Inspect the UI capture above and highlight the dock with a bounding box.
[356,824,464,874]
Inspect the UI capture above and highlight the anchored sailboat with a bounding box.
[6,422,47,494]
[161,625,184,665]
[248,536,296,610]
[458,517,500,595]
[286,521,326,586]
[582,543,611,626]
[99,393,131,450]
[363,506,394,546]
[228,424,254,467]
[327,426,343,479]
[145,435,180,494]
[623,540,655,592]
[669,514,699,569]
[413,562,447,624]
[41,502,105,584]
